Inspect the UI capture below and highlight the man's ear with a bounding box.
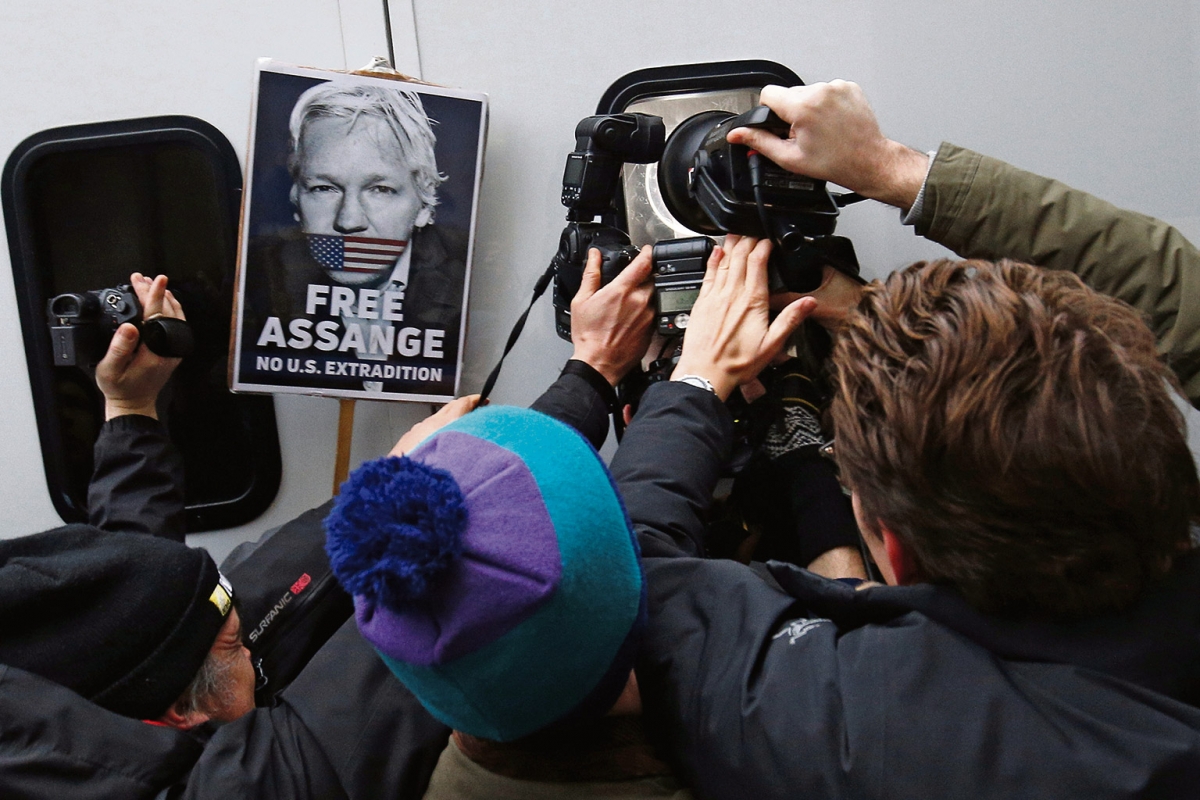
[157,705,210,731]
[881,528,919,586]
[415,205,434,229]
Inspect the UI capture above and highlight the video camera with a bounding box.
[551,104,861,342]
[47,284,194,367]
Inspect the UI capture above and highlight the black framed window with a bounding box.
[3,116,281,531]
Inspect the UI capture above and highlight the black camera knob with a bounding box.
[103,291,128,312]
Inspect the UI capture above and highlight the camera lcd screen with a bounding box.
[563,154,585,185]
[659,287,700,313]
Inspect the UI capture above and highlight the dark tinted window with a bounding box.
[4,116,280,530]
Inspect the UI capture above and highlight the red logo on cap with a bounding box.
[291,573,312,595]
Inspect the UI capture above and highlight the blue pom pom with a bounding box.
[325,456,468,610]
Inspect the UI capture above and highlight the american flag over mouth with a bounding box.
[307,234,407,274]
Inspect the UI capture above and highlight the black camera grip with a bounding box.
[733,105,790,136]
[141,317,195,359]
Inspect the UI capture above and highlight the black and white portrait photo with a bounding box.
[231,60,487,400]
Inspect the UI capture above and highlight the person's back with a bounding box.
[823,257,1200,794]
[605,237,1200,798]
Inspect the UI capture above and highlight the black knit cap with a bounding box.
[0,524,231,719]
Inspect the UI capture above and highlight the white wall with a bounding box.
[413,0,1200,468]
[0,0,434,560]
[3,1,1199,559]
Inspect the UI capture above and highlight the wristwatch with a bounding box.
[674,374,717,394]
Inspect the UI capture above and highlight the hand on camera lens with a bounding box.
[726,81,928,210]
[96,273,186,421]
[672,236,814,400]
[570,245,655,385]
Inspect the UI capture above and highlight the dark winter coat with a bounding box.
[0,415,201,799]
[613,143,1200,799]
[916,142,1200,408]
[0,369,612,800]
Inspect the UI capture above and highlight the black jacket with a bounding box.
[0,665,208,799]
[0,415,202,799]
[183,367,613,799]
[86,414,187,542]
[612,381,1200,800]
[0,370,611,800]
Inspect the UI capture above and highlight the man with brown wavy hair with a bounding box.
[614,80,1200,798]
[832,257,1200,619]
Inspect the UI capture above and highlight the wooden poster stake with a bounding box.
[333,398,356,495]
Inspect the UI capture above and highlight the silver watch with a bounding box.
[675,374,717,394]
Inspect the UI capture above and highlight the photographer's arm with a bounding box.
[736,81,1200,404]
[612,240,861,794]
[731,82,925,327]
[915,145,1200,406]
[88,274,187,541]
[531,246,654,447]
[611,237,811,557]
[728,81,929,212]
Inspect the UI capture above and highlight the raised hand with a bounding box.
[672,235,815,400]
[389,394,483,456]
[570,245,655,385]
[95,273,185,420]
[727,80,929,210]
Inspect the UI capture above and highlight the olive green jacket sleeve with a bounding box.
[913,142,1200,407]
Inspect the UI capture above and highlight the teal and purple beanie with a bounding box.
[325,405,646,742]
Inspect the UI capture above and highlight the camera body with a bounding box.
[553,113,665,341]
[551,223,640,340]
[551,102,861,344]
[47,284,194,366]
[652,236,712,335]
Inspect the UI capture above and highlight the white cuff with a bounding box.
[900,150,938,226]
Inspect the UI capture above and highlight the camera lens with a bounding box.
[657,110,731,234]
[778,229,807,251]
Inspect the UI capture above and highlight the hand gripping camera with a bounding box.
[658,105,862,294]
[47,284,194,366]
[552,104,863,343]
[551,113,665,340]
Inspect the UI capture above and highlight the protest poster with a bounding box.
[230,59,487,401]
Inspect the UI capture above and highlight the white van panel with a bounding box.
[4,1,1200,562]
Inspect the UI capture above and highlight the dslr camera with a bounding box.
[47,284,194,367]
[551,112,665,340]
[551,103,862,342]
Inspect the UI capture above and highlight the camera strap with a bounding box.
[477,263,628,439]
[478,262,556,403]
